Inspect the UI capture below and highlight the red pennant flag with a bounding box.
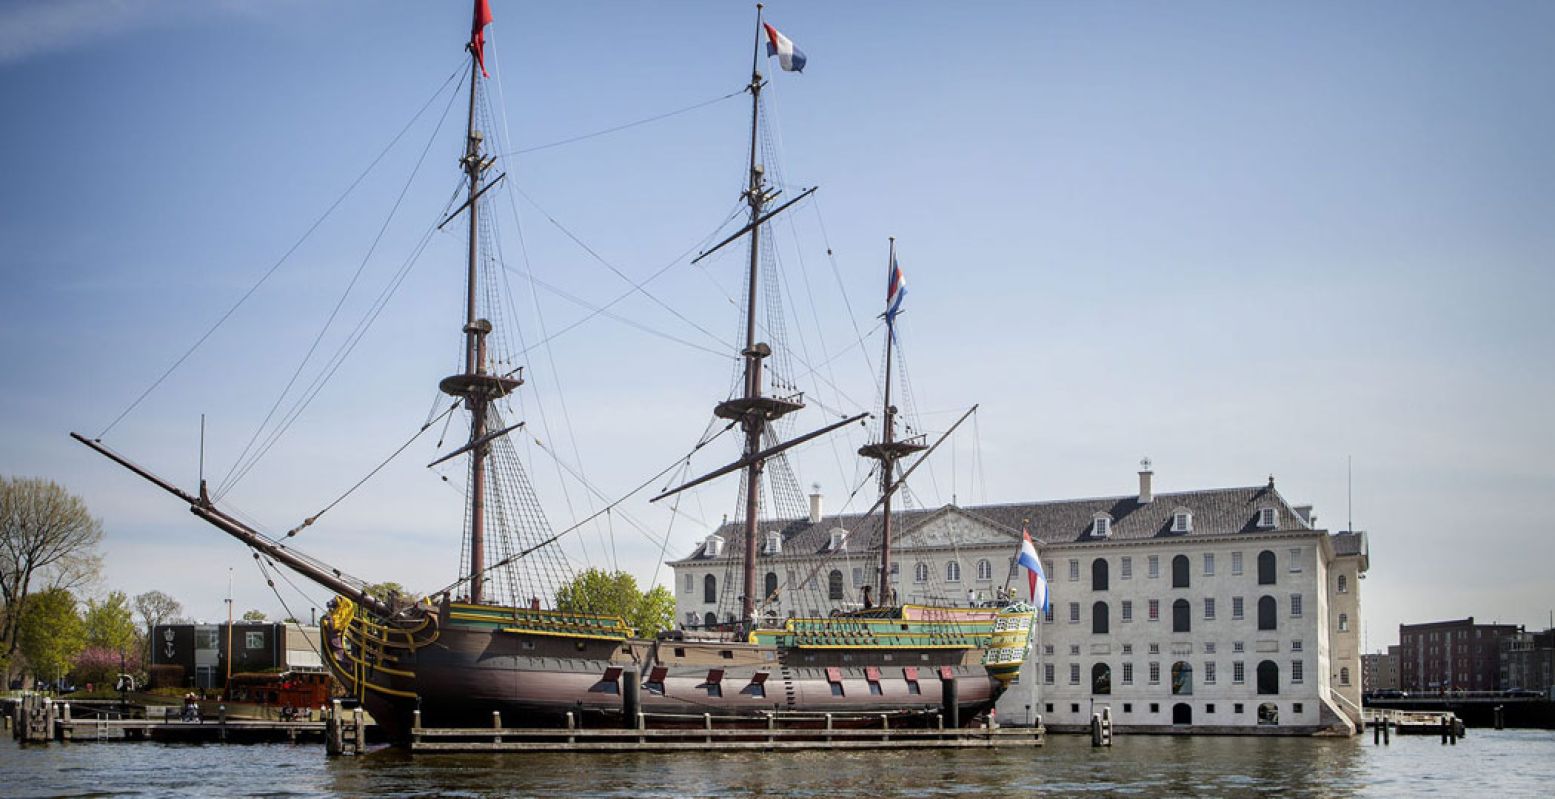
[471,0,493,78]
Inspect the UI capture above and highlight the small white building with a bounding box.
[667,465,1368,735]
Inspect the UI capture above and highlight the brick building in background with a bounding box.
[1398,617,1519,693]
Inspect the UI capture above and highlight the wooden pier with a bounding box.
[406,709,1045,753]
[9,694,324,744]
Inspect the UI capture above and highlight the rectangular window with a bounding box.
[1148,599,1160,621]
[1121,644,1133,655]
[1123,662,1134,684]
[1069,663,1080,685]
[1148,643,1160,655]
[1289,548,1302,572]
[1043,644,1054,656]
[1044,663,1054,684]
[1043,561,1054,581]
[1235,703,1244,714]
[1121,600,1133,622]
[1232,596,1244,620]
[1148,555,1160,579]
[1121,557,1133,579]
[1149,662,1161,684]
[683,574,693,593]
[1290,593,1303,618]
[1231,551,1243,575]
[1204,598,1216,620]
[1293,702,1304,714]
[1205,662,1217,684]
[1204,642,1216,654]
[245,631,264,650]
[1044,605,1054,623]
[195,629,218,650]
[1291,640,1303,652]
[1233,641,1244,653]
[1292,660,1304,684]
[852,567,864,587]
[1204,553,1215,576]
[1069,602,1080,623]
[1068,559,1080,581]
[1069,644,1080,656]
[1233,661,1245,684]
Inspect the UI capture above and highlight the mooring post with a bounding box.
[353,707,365,754]
[1383,717,1390,745]
[1373,718,1381,745]
[412,709,422,747]
[704,712,713,744]
[825,712,833,743]
[566,711,575,745]
[1440,715,1449,745]
[881,713,890,742]
[1494,705,1505,730]
[622,668,640,731]
[941,677,960,729]
[1091,713,1102,747]
[46,698,56,742]
[61,702,71,742]
[492,710,502,745]
[767,712,775,744]
[326,699,342,756]
[637,711,645,744]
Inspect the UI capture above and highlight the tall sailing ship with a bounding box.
[75,1,1035,742]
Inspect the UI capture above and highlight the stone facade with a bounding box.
[667,469,1369,735]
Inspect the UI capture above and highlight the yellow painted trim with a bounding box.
[361,680,419,699]
[498,627,625,642]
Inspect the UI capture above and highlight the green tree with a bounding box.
[16,588,85,685]
[1,477,104,679]
[364,582,406,602]
[241,609,267,622]
[83,590,139,652]
[554,569,675,637]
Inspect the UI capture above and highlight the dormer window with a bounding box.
[1257,508,1278,529]
[1092,514,1112,538]
[1172,508,1193,533]
[704,534,724,558]
[828,528,848,551]
[764,531,783,555]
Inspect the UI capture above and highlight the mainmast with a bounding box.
[860,239,925,606]
[715,4,804,626]
[439,0,517,605]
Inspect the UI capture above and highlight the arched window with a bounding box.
[1258,595,1277,631]
[1257,660,1279,695]
[977,559,993,581]
[1171,555,1190,588]
[1173,703,1193,725]
[946,561,962,582]
[1172,598,1191,633]
[1258,703,1279,725]
[1257,550,1277,585]
[1337,574,1348,594]
[1171,661,1193,695]
[827,570,844,600]
[1092,558,1109,591]
[1092,663,1112,695]
[703,611,717,628]
[1340,667,1352,686]
[764,571,778,599]
[1339,613,1350,632]
[703,574,717,604]
[914,562,930,583]
[1092,601,1109,634]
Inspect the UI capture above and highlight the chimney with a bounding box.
[1138,457,1153,505]
[809,490,823,524]
[310,607,316,626]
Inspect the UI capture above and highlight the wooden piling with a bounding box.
[492,710,503,744]
[622,669,640,731]
[941,678,959,729]
[353,707,365,753]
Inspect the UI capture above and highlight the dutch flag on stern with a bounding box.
[1018,527,1049,613]
[763,23,807,72]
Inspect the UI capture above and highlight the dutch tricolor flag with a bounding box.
[763,23,807,73]
[1018,527,1049,614]
[885,254,907,328]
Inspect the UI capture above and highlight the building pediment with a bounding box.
[894,506,1021,549]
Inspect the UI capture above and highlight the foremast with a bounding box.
[438,0,518,606]
[859,239,926,606]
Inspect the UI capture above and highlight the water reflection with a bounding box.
[5,728,1555,798]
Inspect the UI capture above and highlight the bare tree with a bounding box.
[1,477,105,676]
[132,590,183,642]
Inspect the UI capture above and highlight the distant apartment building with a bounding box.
[1361,645,1400,693]
[1398,617,1519,693]
[1500,629,1554,694]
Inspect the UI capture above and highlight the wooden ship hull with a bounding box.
[324,598,1035,741]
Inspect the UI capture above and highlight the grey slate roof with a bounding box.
[669,478,1321,565]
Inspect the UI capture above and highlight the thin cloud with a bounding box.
[0,0,281,65]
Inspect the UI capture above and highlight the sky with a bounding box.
[1,1,1551,650]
